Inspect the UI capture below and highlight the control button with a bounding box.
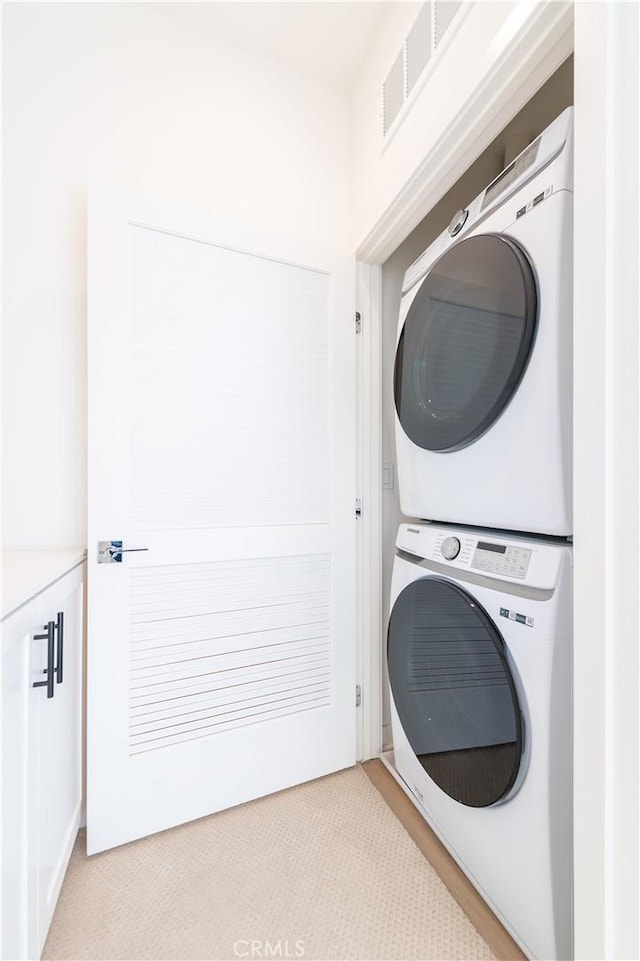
[441,536,461,560]
[448,209,468,237]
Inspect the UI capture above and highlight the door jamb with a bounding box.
[355,262,383,762]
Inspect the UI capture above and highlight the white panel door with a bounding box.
[87,190,356,854]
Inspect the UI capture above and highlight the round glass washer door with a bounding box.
[394,234,537,452]
[388,576,524,808]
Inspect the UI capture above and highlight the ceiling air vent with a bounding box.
[406,2,432,97]
[383,49,405,136]
[434,1,462,47]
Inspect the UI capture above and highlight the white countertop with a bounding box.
[2,549,86,620]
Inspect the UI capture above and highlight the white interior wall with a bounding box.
[573,5,640,957]
[380,58,573,747]
[1,2,351,549]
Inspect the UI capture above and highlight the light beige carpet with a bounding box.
[43,765,496,961]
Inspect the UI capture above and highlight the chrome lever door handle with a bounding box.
[97,540,149,563]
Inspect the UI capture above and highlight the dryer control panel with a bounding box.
[401,105,573,295]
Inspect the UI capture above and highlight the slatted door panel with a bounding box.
[129,225,330,531]
[129,555,331,754]
[88,191,355,854]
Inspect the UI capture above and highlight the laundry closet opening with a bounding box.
[379,55,574,751]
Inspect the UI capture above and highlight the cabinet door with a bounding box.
[27,566,84,959]
[2,599,41,961]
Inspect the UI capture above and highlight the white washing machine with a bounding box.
[394,107,573,535]
[388,522,572,961]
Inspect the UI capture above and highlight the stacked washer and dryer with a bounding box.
[388,107,573,961]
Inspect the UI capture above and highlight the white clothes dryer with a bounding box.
[394,107,573,535]
[388,522,572,961]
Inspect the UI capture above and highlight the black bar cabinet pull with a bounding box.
[55,610,64,684]
[33,621,55,698]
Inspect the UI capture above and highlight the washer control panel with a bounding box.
[441,536,461,560]
[471,541,532,579]
[396,524,568,591]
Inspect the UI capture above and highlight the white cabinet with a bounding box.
[2,559,84,961]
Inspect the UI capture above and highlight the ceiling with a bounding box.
[149,1,395,88]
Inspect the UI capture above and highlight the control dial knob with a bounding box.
[448,209,468,237]
[441,536,461,561]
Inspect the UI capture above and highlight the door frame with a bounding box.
[355,262,383,760]
[355,3,639,959]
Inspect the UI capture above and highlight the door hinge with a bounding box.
[356,684,362,707]
[355,311,361,334]
[355,497,362,519]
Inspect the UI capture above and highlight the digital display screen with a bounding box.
[477,541,506,554]
[481,137,541,211]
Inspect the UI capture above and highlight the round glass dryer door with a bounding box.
[394,234,537,452]
[388,577,523,807]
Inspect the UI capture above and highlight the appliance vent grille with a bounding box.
[382,1,464,139]
[406,2,432,96]
[383,50,405,136]
[434,1,462,47]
